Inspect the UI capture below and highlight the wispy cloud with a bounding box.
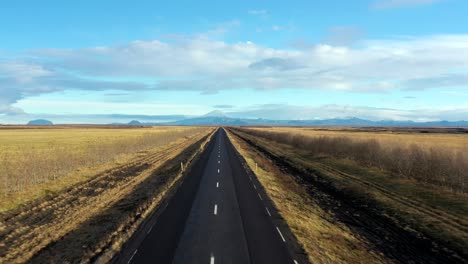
[325,26,363,46]
[248,9,268,17]
[213,104,234,109]
[271,25,281,31]
[371,0,443,9]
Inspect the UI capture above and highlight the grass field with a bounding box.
[229,127,467,263]
[0,126,209,211]
[249,127,468,155]
[245,127,467,192]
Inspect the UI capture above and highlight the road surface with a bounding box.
[115,128,300,264]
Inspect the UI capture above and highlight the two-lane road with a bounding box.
[116,128,299,264]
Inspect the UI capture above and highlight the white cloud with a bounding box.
[1,34,468,115]
[271,25,281,31]
[372,0,442,9]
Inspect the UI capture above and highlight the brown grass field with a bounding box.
[245,127,467,192]
[0,126,209,211]
[228,127,467,263]
[249,126,468,155]
[0,126,215,263]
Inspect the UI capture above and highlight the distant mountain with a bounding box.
[27,119,53,125]
[203,110,228,117]
[128,120,142,125]
[169,116,248,126]
[162,113,468,127]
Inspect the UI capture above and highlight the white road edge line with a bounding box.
[294,260,299,264]
[265,207,271,216]
[258,193,263,200]
[214,204,218,215]
[128,249,137,263]
[210,254,215,264]
[253,184,257,189]
[276,226,286,242]
[147,225,153,234]
[216,182,219,188]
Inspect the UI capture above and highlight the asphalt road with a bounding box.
[116,128,299,264]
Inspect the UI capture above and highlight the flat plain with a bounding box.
[0,126,209,210]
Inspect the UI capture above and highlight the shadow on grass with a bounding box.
[28,134,210,263]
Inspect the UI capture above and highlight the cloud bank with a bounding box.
[1,34,468,119]
[371,0,442,9]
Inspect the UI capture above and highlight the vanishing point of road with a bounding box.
[114,128,301,264]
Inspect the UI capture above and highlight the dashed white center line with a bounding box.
[258,193,263,200]
[214,204,218,215]
[265,207,271,216]
[128,249,137,263]
[216,182,219,188]
[218,160,220,164]
[217,169,220,173]
[210,254,215,264]
[294,260,299,264]
[276,226,286,242]
[253,184,257,189]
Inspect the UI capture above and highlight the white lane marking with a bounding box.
[258,193,263,200]
[265,207,271,216]
[294,260,299,264]
[210,254,215,264]
[217,169,220,173]
[147,225,153,234]
[253,184,257,189]
[216,182,219,188]
[218,160,220,164]
[214,204,218,215]
[128,249,137,263]
[276,226,286,242]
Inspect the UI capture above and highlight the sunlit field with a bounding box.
[0,126,208,210]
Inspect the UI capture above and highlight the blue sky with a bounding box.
[1,0,467,123]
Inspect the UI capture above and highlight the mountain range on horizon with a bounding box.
[107,110,468,127]
[19,111,468,127]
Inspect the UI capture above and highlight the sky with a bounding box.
[1,0,467,124]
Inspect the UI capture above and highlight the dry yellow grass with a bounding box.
[251,127,468,155]
[246,127,467,192]
[0,126,210,211]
